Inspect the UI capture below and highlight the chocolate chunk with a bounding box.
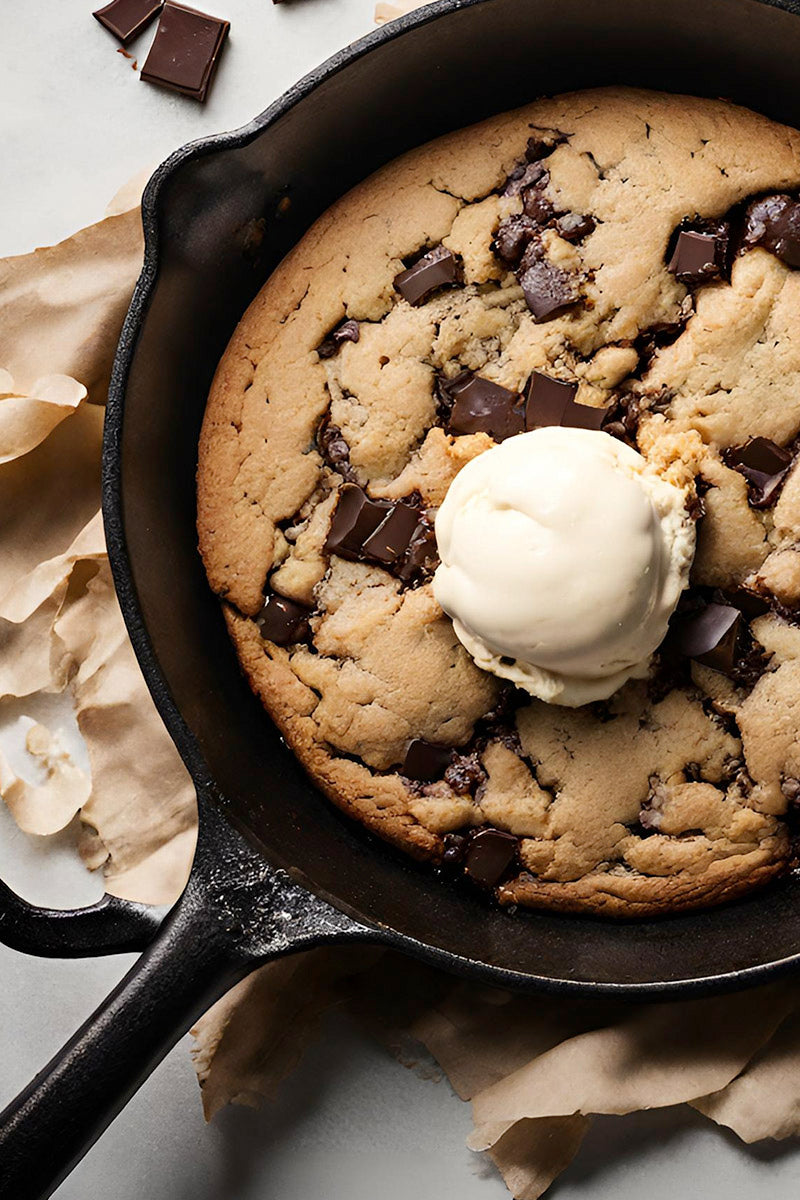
[256,593,311,646]
[445,753,486,796]
[395,517,438,585]
[494,215,539,266]
[673,602,743,675]
[503,161,548,198]
[317,417,354,480]
[521,178,555,225]
[463,829,519,887]
[723,586,771,621]
[444,372,524,442]
[361,502,420,564]
[93,0,162,42]
[525,371,577,427]
[525,133,565,162]
[555,212,595,242]
[732,640,772,689]
[725,437,793,507]
[401,739,452,781]
[667,222,730,286]
[634,317,689,368]
[524,370,608,430]
[318,319,360,359]
[326,485,425,570]
[393,245,459,306]
[140,2,229,102]
[518,254,577,322]
[743,195,800,268]
[325,484,390,558]
[441,833,469,868]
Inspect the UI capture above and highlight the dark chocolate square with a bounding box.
[93,0,163,43]
[140,2,230,102]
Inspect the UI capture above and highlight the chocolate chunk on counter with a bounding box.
[673,602,743,676]
[464,829,519,887]
[725,437,793,507]
[93,0,162,42]
[317,319,360,359]
[256,593,312,646]
[393,245,459,306]
[140,2,230,102]
[326,484,428,573]
[401,739,452,781]
[667,221,730,286]
[743,195,800,268]
[525,370,608,430]
[443,372,524,442]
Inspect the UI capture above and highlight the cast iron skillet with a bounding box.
[5,0,800,1193]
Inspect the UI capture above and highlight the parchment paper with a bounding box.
[4,176,800,1199]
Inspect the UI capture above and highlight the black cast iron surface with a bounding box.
[5,0,800,1195]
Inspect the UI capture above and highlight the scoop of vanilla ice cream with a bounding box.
[433,428,695,706]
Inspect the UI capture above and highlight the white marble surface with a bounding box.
[3,0,800,1196]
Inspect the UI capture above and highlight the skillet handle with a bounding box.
[0,798,373,1200]
[0,878,168,957]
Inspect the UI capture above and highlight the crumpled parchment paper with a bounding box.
[4,168,800,1199]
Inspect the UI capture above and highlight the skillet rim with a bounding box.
[103,0,800,998]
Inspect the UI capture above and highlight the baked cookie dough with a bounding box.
[198,87,800,917]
